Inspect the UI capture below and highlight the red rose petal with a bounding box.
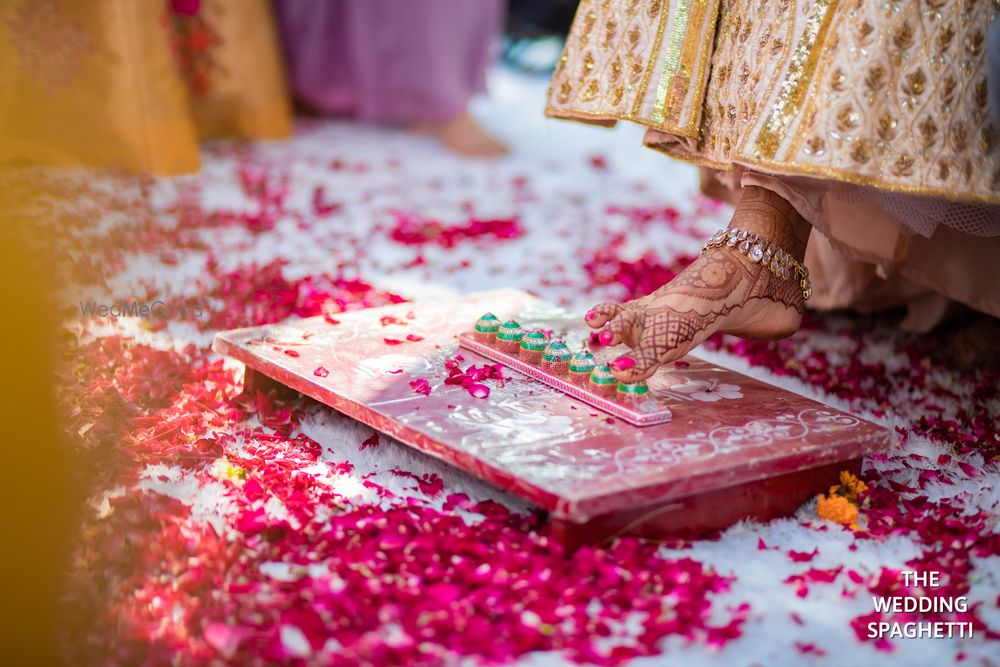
[788,549,818,563]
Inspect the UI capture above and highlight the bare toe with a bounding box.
[609,308,713,382]
[602,308,645,348]
[585,302,625,328]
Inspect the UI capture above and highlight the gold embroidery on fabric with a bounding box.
[547,0,1000,201]
[663,0,712,127]
[631,0,669,117]
[556,81,572,105]
[581,9,597,38]
[754,0,839,160]
[604,14,619,46]
[724,0,796,160]
[675,0,721,132]
[651,0,693,124]
[783,4,848,172]
[610,56,623,82]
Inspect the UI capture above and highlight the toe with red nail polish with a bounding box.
[598,330,613,345]
[585,309,597,320]
[611,356,636,371]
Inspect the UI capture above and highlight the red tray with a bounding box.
[213,289,892,542]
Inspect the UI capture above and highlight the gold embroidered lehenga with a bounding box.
[547,0,1000,329]
[0,0,290,175]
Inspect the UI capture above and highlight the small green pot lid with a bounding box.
[542,340,572,362]
[617,381,650,395]
[520,329,549,351]
[589,364,616,385]
[475,312,501,332]
[496,320,523,341]
[569,350,596,373]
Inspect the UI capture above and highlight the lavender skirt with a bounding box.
[274,0,505,124]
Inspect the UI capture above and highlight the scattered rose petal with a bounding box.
[409,378,431,396]
[788,549,818,563]
[204,622,248,659]
[467,383,490,399]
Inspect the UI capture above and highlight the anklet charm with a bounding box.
[702,228,812,301]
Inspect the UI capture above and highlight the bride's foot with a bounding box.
[413,113,508,158]
[586,186,811,382]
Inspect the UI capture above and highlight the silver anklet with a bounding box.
[702,228,812,300]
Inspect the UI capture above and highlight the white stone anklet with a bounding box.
[702,227,812,300]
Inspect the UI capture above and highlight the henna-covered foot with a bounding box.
[585,186,811,382]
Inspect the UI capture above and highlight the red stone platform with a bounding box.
[213,289,891,544]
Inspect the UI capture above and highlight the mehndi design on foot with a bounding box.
[586,186,811,383]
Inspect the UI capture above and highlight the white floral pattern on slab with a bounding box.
[669,379,744,402]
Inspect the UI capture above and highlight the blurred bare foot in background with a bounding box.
[414,113,508,158]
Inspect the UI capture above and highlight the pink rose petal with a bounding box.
[409,378,431,396]
[467,383,490,399]
[204,622,248,659]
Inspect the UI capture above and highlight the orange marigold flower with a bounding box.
[838,470,868,502]
[817,493,859,528]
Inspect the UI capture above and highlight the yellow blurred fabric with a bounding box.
[0,0,290,175]
[187,0,291,142]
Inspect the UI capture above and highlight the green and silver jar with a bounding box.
[474,312,501,344]
[496,320,524,355]
[616,380,650,402]
[519,329,550,363]
[541,340,572,375]
[588,364,617,397]
[568,350,596,386]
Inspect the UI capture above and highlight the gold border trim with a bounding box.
[645,141,734,171]
[545,106,672,133]
[736,155,1000,206]
[664,0,710,127]
[753,0,838,161]
[643,134,1000,205]
[678,0,721,134]
[651,0,693,124]
[630,0,670,118]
